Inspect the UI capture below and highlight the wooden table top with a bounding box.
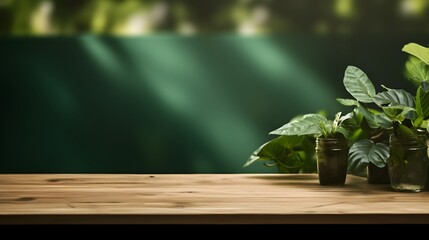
[0,174,428,224]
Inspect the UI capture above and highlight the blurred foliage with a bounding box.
[1,0,429,35]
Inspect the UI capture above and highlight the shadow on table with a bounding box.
[247,174,392,192]
[248,174,317,181]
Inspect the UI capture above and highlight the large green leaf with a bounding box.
[269,114,326,136]
[243,135,304,167]
[336,98,359,106]
[348,139,390,175]
[373,89,415,108]
[405,57,429,84]
[402,43,429,65]
[343,66,376,103]
[415,86,429,119]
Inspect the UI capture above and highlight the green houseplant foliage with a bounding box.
[243,134,316,173]
[337,66,392,182]
[403,44,429,190]
[341,42,429,191]
[269,112,353,185]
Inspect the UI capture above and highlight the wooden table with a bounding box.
[0,174,428,224]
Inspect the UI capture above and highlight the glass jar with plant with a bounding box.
[268,112,354,185]
[403,42,429,189]
[338,63,428,191]
[344,60,429,192]
[339,43,429,189]
[360,42,429,192]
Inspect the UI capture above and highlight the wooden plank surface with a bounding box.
[0,174,429,224]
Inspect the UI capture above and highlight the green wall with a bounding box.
[0,35,426,173]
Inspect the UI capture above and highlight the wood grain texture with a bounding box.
[0,174,429,224]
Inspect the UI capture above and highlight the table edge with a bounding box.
[1,213,429,224]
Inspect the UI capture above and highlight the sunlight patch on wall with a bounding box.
[80,37,125,81]
[118,37,263,171]
[225,38,337,112]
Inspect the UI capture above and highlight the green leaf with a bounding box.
[415,86,429,119]
[422,81,429,93]
[339,112,353,122]
[421,119,429,129]
[348,139,390,175]
[405,57,429,84]
[339,112,357,130]
[343,66,376,103]
[373,113,393,129]
[382,106,416,121]
[413,116,424,128]
[402,43,429,65]
[330,112,343,133]
[336,126,350,138]
[277,151,305,169]
[269,114,326,136]
[357,106,378,129]
[336,98,359,106]
[394,123,419,140]
[373,89,415,108]
[282,135,305,149]
[319,120,331,138]
[243,135,305,167]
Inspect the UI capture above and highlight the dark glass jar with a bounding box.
[367,163,390,184]
[316,137,348,185]
[388,134,428,192]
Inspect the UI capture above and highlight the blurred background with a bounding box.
[0,0,428,173]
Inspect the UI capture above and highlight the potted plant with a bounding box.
[402,42,429,189]
[337,66,392,184]
[340,62,428,191]
[269,112,353,185]
[365,42,429,192]
[244,42,429,192]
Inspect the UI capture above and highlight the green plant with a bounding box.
[245,42,429,178]
[243,134,316,173]
[244,113,318,173]
[243,111,353,173]
[269,112,353,139]
[343,42,429,176]
[403,43,429,91]
[382,43,429,137]
[337,66,392,175]
[402,43,429,131]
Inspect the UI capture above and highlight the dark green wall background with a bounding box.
[0,35,426,173]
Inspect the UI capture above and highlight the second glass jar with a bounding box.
[388,134,428,192]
